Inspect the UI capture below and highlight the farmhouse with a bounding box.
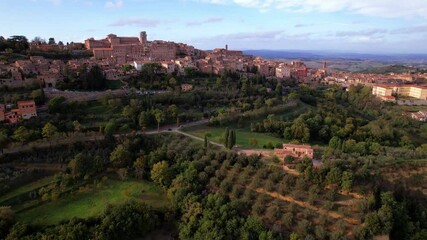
[274,144,314,160]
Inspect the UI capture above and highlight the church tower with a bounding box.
[140,31,147,45]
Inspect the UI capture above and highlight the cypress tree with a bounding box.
[224,128,229,148]
[228,130,234,149]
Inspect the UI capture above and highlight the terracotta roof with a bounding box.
[282,144,313,149]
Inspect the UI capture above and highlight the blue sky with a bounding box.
[1,0,427,53]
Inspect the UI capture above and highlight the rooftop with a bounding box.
[282,144,313,149]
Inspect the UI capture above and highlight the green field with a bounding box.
[106,80,123,90]
[182,124,284,149]
[17,179,168,225]
[0,176,56,204]
[85,101,119,115]
[82,101,121,128]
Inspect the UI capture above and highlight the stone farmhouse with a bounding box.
[274,144,314,160]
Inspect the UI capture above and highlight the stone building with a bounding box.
[0,100,37,123]
[274,144,314,160]
[17,100,38,120]
[85,31,192,64]
[276,63,291,79]
[372,84,427,100]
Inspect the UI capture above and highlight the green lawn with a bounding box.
[0,176,56,204]
[106,80,123,90]
[81,101,121,128]
[84,101,117,115]
[17,179,168,226]
[182,124,284,149]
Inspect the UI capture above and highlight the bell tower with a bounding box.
[140,31,147,45]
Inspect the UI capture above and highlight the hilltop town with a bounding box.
[1,31,426,94]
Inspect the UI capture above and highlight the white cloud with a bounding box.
[336,29,388,37]
[186,17,223,26]
[48,0,62,5]
[105,0,123,8]
[391,24,427,34]
[198,30,313,42]
[195,0,427,18]
[109,17,163,27]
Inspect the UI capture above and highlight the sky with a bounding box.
[1,0,427,54]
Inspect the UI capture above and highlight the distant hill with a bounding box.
[242,50,427,72]
[243,50,427,62]
[243,50,325,60]
[356,64,412,74]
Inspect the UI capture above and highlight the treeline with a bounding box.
[57,64,107,91]
[0,36,29,53]
[28,50,93,60]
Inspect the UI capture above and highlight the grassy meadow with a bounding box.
[17,179,168,226]
[182,124,284,149]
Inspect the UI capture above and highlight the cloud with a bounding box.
[109,17,163,27]
[335,29,387,37]
[334,29,387,44]
[195,0,427,18]
[215,30,285,41]
[391,25,427,34]
[202,30,312,42]
[48,0,62,5]
[186,17,223,26]
[351,20,365,25]
[105,0,123,8]
[294,24,313,28]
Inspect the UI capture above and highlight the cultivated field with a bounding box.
[16,179,168,225]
